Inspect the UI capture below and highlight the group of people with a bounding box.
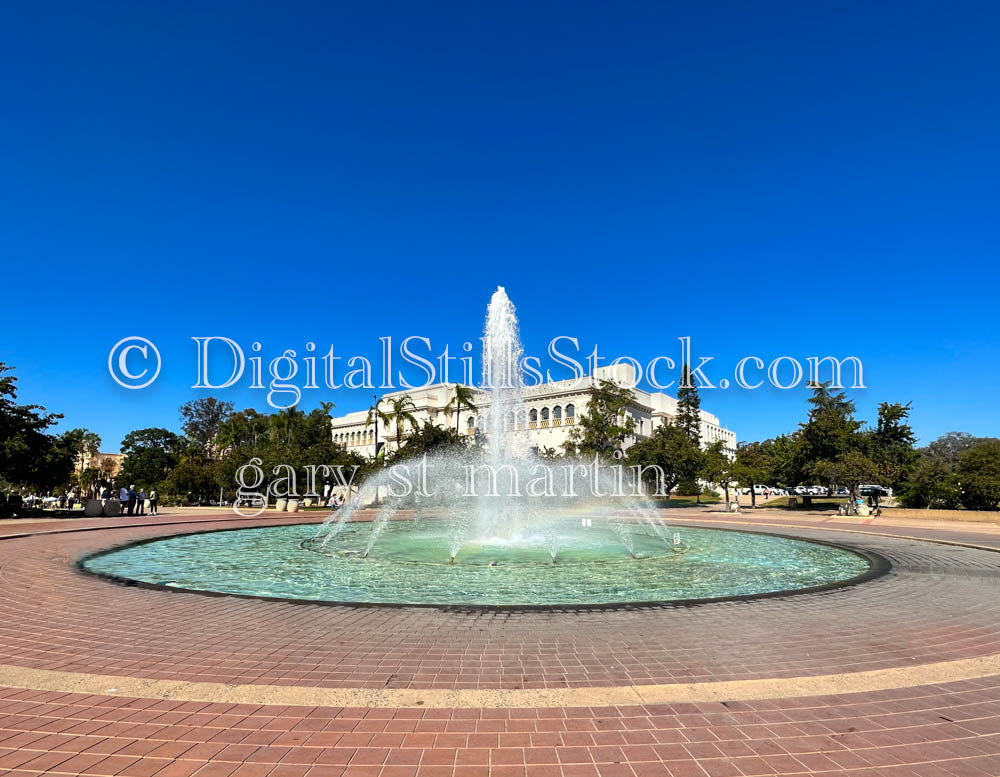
[100,485,159,516]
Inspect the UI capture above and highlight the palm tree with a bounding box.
[364,397,390,445]
[443,384,478,434]
[382,395,421,450]
[271,407,304,444]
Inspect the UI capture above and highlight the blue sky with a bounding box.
[2,0,998,450]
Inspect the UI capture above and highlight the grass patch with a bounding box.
[652,495,722,508]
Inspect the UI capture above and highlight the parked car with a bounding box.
[859,484,892,497]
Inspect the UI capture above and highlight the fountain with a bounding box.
[309,286,673,567]
[80,288,876,607]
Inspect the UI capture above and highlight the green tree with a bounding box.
[0,362,70,489]
[701,440,734,509]
[922,432,1000,468]
[217,409,270,450]
[396,421,468,460]
[118,428,183,490]
[270,407,306,444]
[443,384,479,434]
[813,449,878,514]
[898,457,960,509]
[733,441,776,508]
[214,435,364,504]
[956,440,1000,511]
[675,364,704,497]
[161,456,218,504]
[565,380,636,457]
[676,363,702,446]
[365,398,392,435]
[794,383,863,487]
[381,395,421,450]
[179,397,234,457]
[869,402,918,491]
[627,422,700,501]
[75,466,104,499]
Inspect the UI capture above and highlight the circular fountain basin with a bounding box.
[80,521,879,607]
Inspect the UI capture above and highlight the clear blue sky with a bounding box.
[2,0,998,451]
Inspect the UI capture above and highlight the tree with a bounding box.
[0,362,69,490]
[75,466,104,499]
[956,440,1000,511]
[270,407,305,444]
[76,430,102,461]
[179,397,233,457]
[701,440,734,509]
[396,421,468,460]
[565,380,636,457]
[214,433,365,505]
[443,384,478,434]
[381,395,421,449]
[364,397,389,454]
[675,363,704,497]
[869,402,918,491]
[794,383,863,488]
[161,457,217,504]
[118,428,183,490]
[627,422,700,500]
[922,432,1000,468]
[813,450,878,514]
[898,458,960,509]
[217,409,270,450]
[676,363,702,446]
[732,441,776,508]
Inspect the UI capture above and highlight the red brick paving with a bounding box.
[0,512,998,775]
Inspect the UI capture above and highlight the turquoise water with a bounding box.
[82,521,871,606]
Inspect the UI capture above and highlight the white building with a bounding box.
[330,365,736,456]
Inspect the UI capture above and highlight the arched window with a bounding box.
[467,416,476,434]
[529,408,538,422]
[566,404,575,419]
[553,405,562,420]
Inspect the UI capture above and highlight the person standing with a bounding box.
[127,485,137,516]
[119,485,128,514]
[149,488,159,516]
[137,488,146,515]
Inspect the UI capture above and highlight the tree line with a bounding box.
[2,358,999,511]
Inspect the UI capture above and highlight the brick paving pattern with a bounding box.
[0,510,997,776]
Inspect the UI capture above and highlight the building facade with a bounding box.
[330,365,736,456]
[75,451,124,477]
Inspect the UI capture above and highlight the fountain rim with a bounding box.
[75,521,892,612]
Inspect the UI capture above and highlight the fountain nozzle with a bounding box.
[449,555,456,565]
